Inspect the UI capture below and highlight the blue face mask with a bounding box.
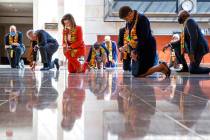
[10,31,16,36]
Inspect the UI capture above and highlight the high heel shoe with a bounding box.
[160,61,171,78]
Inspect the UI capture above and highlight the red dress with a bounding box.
[63,26,87,73]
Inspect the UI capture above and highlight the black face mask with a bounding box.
[178,17,184,24]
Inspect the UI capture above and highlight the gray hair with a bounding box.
[9,25,16,32]
[26,29,34,40]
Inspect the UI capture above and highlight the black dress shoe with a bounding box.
[40,67,50,71]
[177,68,189,72]
[54,58,60,70]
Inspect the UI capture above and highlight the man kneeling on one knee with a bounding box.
[26,29,60,71]
[166,10,210,74]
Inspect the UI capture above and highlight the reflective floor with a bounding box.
[0,66,210,140]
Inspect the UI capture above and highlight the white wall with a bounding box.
[84,0,210,44]
[84,0,124,45]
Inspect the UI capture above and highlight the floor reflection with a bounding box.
[0,68,210,140]
[169,76,209,134]
[27,71,59,110]
[62,75,85,131]
[116,78,156,139]
[88,70,118,100]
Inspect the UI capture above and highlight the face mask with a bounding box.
[10,31,16,36]
[178,17,184,24]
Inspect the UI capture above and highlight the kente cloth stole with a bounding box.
[9,34,18,45]
[63,27,78,57]
[107,43,113,61]
[63,27,77,45]
[90,47,104,66]
[180,31,185,55]
[180,18,190,55]
[124,13,138,49]
[122,13,138,59]
[90,48,97,66]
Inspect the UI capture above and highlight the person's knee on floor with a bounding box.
[189,63,210,74]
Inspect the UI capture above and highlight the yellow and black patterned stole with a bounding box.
[9,33,18,45]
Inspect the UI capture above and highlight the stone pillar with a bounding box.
[33,0,65,62]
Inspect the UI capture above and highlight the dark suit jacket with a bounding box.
[184,18,209,57]
[35,30,58,47]
[117,27,125,48]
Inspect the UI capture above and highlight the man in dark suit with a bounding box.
[26,29,59,71]
[4,25,25,68]
[118,6,170,77]
[177,10,210,74]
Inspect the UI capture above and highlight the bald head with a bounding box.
[178,10,190,24]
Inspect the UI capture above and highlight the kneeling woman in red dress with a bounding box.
[61,14,87,73]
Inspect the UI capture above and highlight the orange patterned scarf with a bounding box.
[9,33,18,45]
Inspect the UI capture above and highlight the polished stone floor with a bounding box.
[0,66,210,140]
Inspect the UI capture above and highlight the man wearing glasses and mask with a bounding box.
[4,25,25,69]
